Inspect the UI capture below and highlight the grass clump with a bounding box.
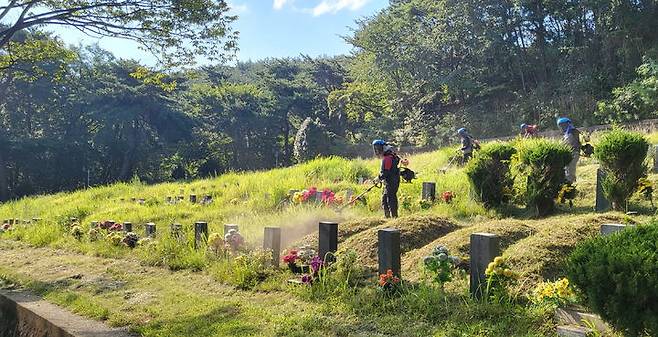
[513,139,572,217]
[594,129,649,210]
[568,223,658,336]
[465,142,516,208]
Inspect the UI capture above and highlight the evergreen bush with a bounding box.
[465,142,516,208]
[593,129,649,210]
[513,139,572,216]
[568,224,658,336]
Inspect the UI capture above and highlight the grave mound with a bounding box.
[402,220,536,279]
[504,214,628,292]
[288,217,386,249]
[338,215,458,270]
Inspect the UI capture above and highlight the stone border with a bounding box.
[0,289,133,337]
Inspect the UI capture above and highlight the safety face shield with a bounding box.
[373,143,384,156]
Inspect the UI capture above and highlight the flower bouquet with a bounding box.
[70,225,84,241]
[441,191,454,204]
[0,222,12,233]
[378,269,402,295]
[422,245,460,287]
[283,245,316,274]
[531,278,576,307]
[300,256,324,285]
[224,229,244,253]
[122,232,140,248]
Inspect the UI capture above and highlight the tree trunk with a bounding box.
[119,121,138,181]
[0,151,8,201]
[282,111,291,166]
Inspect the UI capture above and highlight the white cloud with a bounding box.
[311,0,370,16]
[273,0,290,10]
[228,2,249,14]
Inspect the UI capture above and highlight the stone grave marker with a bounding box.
[194,221,209,249]
[123,222,133,233]
[654,145,658,173]
[145,223,157,238]
[595,168,611,212]
[224,224,239,235]
[378,228,401,277]
[470,232,500,299]
[170,223,183,240]
[319,221,338,263]
[345,189,354,202]
[600,223,629,236]
[263,227,282,267]
[189,194,197,203]
[422,182,436,201]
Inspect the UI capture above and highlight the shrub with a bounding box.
[513,139,572,216]
[465,142,516,208]
[567,224,658,336]
[593,129,649,210]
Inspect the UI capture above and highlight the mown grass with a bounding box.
[1,131,657,336]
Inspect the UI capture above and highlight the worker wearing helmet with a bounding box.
[457,128,478,164]
[520,123,539,138]
[557,117,581,183]
[373,140,400,218]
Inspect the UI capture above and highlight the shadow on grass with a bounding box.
[135,303,262,337]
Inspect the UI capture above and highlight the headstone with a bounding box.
[224,224,239,235]
[315,191,324,203]
[378,228,401,277]
[470,232,501,299]
[600,223,627,236]
[595,169,611,212]
[189,194,197,203]
[131,197,136,202]
[653,145,658,173]
[170,223,183,238]
[123,222,133,233]
[8,219,14,225]
[263,227,282,267]
[422,182,436,201]
[145,223,157,238]
[318,221,338,263]
[194,221,208,249]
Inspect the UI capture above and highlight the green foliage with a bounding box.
[568,224,658,336]
[513,139,572,216]
[465,142,516,208]
[594,129,649,210]
[0,0,238,66]
[596,58,658,123]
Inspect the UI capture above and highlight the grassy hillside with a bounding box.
[1,131,657,336]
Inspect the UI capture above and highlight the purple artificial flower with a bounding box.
[310,256,324,274]
[301,274,313,285]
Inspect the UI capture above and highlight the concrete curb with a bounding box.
[0,289,133,337]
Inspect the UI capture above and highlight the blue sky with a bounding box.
[45,0,389,65]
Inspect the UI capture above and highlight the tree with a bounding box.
[0,0,239,65]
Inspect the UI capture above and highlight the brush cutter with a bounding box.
[338,180,382,212]
[439,151,460,174]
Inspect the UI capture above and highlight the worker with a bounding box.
[520,123,539,138]
[557,117,581,183]
[457,128,479,164]
[372,140,400,218]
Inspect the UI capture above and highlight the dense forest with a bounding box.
[1,0,657,200]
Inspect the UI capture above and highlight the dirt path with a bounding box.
[0,240,323,337]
